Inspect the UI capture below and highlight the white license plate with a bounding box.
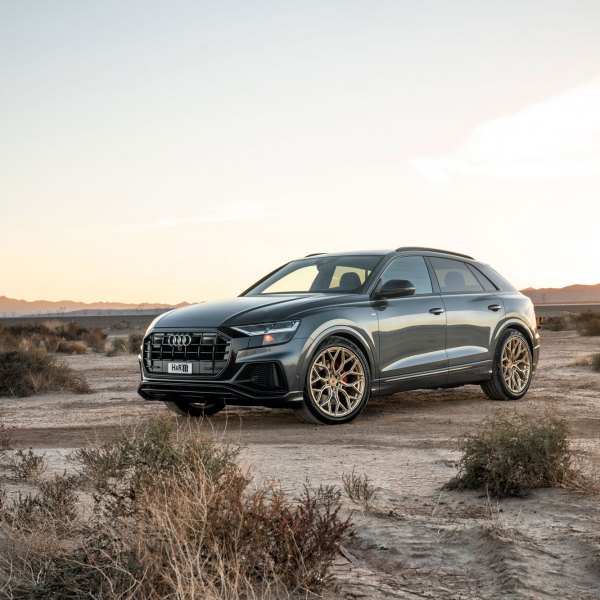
[167,362,193,374]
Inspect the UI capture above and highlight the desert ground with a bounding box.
[1,329,600,599]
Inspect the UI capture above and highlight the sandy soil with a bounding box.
[1,330,600,599]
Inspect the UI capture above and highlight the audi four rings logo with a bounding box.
[168,334,192,347]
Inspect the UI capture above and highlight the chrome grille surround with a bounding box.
[143,331,231,377]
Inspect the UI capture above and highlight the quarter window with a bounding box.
[380,256,433,295]
[430,258,484,293]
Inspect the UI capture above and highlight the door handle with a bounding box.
[488,304,502,312]
[429,307,445,315]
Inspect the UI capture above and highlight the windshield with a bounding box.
[245,255,384,295]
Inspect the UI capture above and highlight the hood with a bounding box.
[153,294,359,329]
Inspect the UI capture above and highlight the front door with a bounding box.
[375,255,448,393]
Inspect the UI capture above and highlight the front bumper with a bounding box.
[137,332,309,408]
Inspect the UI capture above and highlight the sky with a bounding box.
[1,0,599,304]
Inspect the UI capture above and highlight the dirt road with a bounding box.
[2,330,600,599]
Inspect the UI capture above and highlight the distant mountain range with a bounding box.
[0,296,189,317]
[521,283,600,304]
[1,283,599,317]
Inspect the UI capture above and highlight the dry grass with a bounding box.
[542,315,576,331]
[0,417,351,598]
[575,313,600,336]
[9,449,46,483]
[105,333,143,356]
[445,413,587,498]
[0,322,107,354]
[342,468,379,509]
[0,349,91,398]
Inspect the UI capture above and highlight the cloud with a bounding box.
[409,79,600,182]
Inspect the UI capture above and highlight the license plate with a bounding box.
[167,362,193,374]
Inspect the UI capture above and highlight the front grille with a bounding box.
[143,331,231,377]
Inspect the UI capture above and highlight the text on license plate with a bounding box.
[168,362,193,374]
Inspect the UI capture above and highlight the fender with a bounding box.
[492,317,537,353]
[298,324,378,395]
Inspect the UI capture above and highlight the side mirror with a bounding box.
[374,279,416,299]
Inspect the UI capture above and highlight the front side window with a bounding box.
[246,255,382,295]
[379,256,433,295]
[430,257,484,293]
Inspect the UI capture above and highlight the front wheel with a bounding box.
[295,337,371,425]
[481,329,533,401]
[163,399,225,417]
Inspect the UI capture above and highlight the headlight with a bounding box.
[232,320,300,346]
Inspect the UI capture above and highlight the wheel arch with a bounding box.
[494,319,535,356]
[300,326,376,387]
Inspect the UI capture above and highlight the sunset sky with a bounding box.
[1,1,599,304]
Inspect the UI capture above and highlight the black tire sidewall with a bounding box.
[303,337,371,424]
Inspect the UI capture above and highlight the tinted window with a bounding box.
[430,258,484,293]
[467,264,498,292]
[380,256,433,295]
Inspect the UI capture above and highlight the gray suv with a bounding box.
[138,247,539,424]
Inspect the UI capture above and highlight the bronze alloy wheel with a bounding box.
[481,329,533,401]
[501,335,532,394]
[308,346,366,417]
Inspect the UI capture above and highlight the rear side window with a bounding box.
[430,257,484,293]
[380,256,433,295]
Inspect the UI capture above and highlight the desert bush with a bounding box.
[0,322,106,354]
[342,468,379,508]
[445,413,578,498]
[575,312,600,336]
[105,333,143,356]
[542,315,575,331]
[0,349,91,397]
[0,418,351,598]
[10,448,46,483]
[0,419,13,456]
[1,473,79,538]
[593,354,600,372]
[56,340,88,355]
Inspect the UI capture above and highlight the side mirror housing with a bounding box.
[374,279,416,299]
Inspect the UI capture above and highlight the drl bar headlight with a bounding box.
[232,320,300,347]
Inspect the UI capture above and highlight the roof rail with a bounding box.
[395,246,474,260]
[304,252,327,257]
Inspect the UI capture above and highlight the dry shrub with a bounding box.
[105,333,143,356]
[575,312,600,336]
[542,315,575,331]
[56,340,88,355]
[0,322,106,354]
[593,354,600,372]
[0,349,91,397]
[2,473,79,537]
[0,418,351,598]
[0,421,13,455]
[10,449,46,483]
[342,468,379,509]
[445,413,582,498]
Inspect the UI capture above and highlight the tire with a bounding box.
[163,399,225,417]
[481,329,533,401]
[295,336,371,425]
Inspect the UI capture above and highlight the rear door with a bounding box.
[375,255,448,392]
[427,257,505,382]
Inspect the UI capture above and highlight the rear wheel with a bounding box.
[295,336,371,425]
[481,329,533,401]
[163,399,225,417]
